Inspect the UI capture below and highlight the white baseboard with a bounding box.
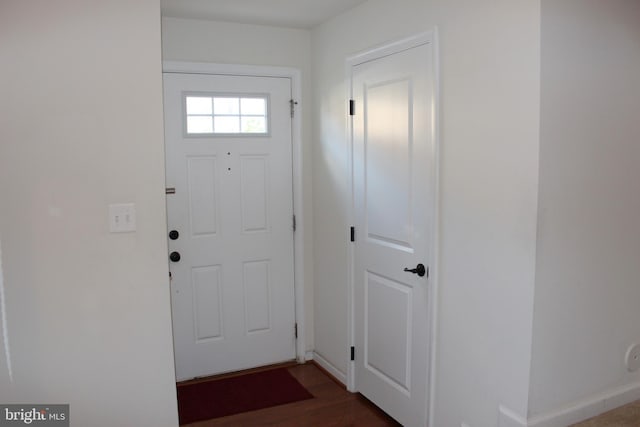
[304,351,314,361]
[527,381,640,427]
[499,405,527,427]
[311,351,347,385]
[500,381,640,427]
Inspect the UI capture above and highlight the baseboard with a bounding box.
[499,405,527,427]
[526,381,640,427]
[304,351,314,361]
[311,351,347,386]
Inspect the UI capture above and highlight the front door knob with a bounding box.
[404,263,426,277]
[169,251,181,262]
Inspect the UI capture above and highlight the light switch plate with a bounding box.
[109,203,136,233]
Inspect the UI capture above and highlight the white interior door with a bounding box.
[352,40,436,427]
[163,72,296,381]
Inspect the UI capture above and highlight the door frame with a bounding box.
[345,31,441,426]
[162,61,307,364]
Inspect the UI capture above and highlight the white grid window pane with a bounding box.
[241,98,266,115]
[184,94,268,136]
[186,97,212,115]
[214,97,240,115]
[241,117,267,133]
[214,116,240,133]
[187,116,213,134]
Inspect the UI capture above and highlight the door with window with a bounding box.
[352,38,436,427]
[163,72,296,381]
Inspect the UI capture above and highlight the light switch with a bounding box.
[109,203,136,233]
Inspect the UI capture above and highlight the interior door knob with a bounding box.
[404,263,426,277]
[169,251,181,262]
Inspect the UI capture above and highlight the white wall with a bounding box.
[311,1,540,425]
[529,0,640,420]
[0,1,179,426]
[161,18,315,351]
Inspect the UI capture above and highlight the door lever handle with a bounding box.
[404,263,426,277]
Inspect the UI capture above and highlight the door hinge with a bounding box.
[294,323,298,339]
[293,215,297,232]
[290,99,298,118]
[350,346,355,361]
[349,99,355,116]
[350,226,355,242]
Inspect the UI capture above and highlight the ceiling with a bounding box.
[160,0,369,29]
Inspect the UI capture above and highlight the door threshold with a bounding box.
[177,360,299,387]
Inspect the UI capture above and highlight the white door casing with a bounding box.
[164,70,298,381]
[350,35,437,427]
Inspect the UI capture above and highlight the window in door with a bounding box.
[184,93,269,136]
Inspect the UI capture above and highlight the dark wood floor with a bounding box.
[180,362,640,427]
[182,363,401,426]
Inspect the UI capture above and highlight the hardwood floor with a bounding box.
[180,362,640,426]
[571,400,640,426]
[182,363,401,427]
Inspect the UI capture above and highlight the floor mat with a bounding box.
[177,368,314,425]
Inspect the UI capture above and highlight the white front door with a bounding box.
[163,72,296,381]
[352,39,436,427]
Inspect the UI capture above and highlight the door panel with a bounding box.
[243,259,271,334]
[240,156,269,232]
[353,41,435,427]
[366,78,413,250]
[187,156,218,236]
[365,272,412,393]
[164,73,296,381]
[192,265,223,342]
